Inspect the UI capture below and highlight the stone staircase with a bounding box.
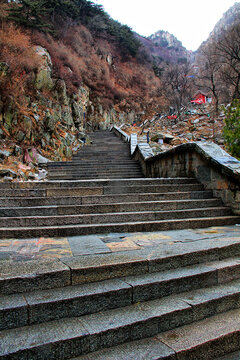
[0,130,239,239]
[1,130,240,359]
[48,130,144,180]
[1,239,240,359]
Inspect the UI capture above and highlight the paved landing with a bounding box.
[0,225,240,262]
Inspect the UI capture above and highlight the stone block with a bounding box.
[0,259,71,294]
[74,337,176,360]
[158,308,240,360]
[123,265,217,303]
[0,317,90,359]
[61,251,148,285]
[26,279,132,325]
[0,293,28,330]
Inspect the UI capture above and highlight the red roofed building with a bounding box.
[191,91,207,104]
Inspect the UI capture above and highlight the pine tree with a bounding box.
[223,99,240,159]
[7,0,53,31]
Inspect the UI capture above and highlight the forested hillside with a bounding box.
[0,0,239,180]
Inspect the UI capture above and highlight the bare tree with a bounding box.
[196,45,222,115]
[214,22,240,101]
[161,62,193,119]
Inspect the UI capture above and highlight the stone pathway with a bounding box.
[0,225,239,262]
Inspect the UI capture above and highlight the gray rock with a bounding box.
[14,145,22,156]
[17,131,25,142]
[185,133,193,140]
[36,153,51,164]
[0,169,17,178]
[0,149,11,160]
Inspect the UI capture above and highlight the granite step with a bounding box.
[48,171,144,178]
[47,166,142,172]
[47,161,141,167]
[1,257,240,331]
[0,198,221,217]
[71,308,240,360]
[0,207,231,227]
[1,286,240,359]
[1,238,240,295]
[0,183,204,198]
[0,216,239,238]
[50,174,144,180]
[0,178,200,189]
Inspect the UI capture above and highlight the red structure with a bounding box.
[191,91,207,104]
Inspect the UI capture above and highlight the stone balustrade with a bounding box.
[111,126,240,215]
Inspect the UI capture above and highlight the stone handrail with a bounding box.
[112,125,240,214]
[111,126,153,157]
[133,141,240,215]
[111,126,130,142]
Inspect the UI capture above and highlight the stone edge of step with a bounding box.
[1,257,240,331]
[1,237,240,294]
[1,289,240,359]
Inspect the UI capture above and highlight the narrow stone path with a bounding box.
[48,130,144,180]
[1,131,240,359]
[0,130,239,239]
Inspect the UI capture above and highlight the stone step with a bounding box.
[1,184,204,198]
[1,285,240,359]
[2,238,240,294]
[47,165,141,171]
[48,170,144,177]
[0,207,231,227]
[48,174,144,180]
[0,195,221,209]
[72,308,240,360]
[0,178,200,189]
[1,257,240,331]
[47,170,143,176]
[47,161,141,167]
[0,216,238,238]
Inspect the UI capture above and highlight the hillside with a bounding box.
[0,0,165,180]
[0,0,239,181]
[207,1,240,41]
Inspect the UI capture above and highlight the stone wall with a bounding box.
[112,127,240,215]
[138,142,240,215]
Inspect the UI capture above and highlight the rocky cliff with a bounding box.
[201,2,240,47]
[137,30,190,66]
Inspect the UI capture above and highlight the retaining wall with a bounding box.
[112,126,240,215]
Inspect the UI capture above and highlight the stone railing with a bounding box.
[111,126,130,143]
[111,126,240,215]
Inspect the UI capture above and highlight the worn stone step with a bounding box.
[0,216,238,238]
[72,308,240,360]
[0,178,200,189]
[0,208,231,227]
[48,165,142,172]
[47,161,141,167]
[2,237,240,294]
[0,196,221,209]
[1,292,240,359]
[2,258,240,331]
[48,170,144,177]
[0,184,205,199]
[48,174,144,180]
[47,171,143,177]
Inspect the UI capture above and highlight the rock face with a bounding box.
[209,2,240,39]
[149,30,183,49]
[200,2,240,49]
[0,45,143,180]
[137,30,190,65]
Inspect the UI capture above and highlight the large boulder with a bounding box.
[34,46,54,90]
